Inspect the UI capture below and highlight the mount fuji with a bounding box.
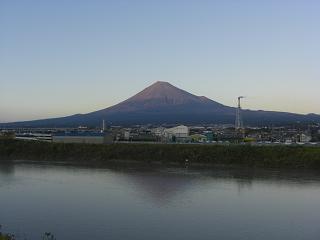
[2,81,319,127]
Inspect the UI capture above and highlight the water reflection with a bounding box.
[0,162,320,240]
[0,163,15,187]
[121,166,320,204]
[122,170,195,206]
[0,163,15,175]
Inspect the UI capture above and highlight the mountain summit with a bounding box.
[107,81,226,113]
[1,81,320,127]
[126,81,207,104]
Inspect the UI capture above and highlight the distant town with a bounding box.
[1,121,320,146]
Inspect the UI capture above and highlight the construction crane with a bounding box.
[235,96,245,130]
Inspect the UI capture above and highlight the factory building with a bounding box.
[15,133,52,142]
[299,133,312,143]
[52,132,112,144]
[164,125,189,142]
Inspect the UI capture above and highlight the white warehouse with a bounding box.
[164,125,189,142]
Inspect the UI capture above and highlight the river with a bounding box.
[0,162,320,240]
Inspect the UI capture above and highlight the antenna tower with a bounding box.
[102,119,106,132]
[235,96,245,130]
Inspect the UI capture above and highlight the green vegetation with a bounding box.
[0,234,14,240]
[0,232,55,240]
[0,132,15,140]
[0,225,55,240]
[1,139,320,168]
[0,226,14,240]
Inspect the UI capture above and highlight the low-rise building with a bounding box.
[52,132,108,144]
[15,133,52,142]
[190,134,207,143]
[164,125,189,142]
[299,133,312,143]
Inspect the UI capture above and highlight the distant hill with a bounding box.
[1,81,320,127]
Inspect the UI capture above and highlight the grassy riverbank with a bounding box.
[1,139,320,168]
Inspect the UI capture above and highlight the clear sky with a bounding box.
[1,0,319,122]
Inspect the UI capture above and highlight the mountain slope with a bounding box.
[1,81,320,127]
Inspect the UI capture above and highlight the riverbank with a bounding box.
[1,139,320,168]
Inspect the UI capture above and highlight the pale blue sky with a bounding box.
[1,0,319,122]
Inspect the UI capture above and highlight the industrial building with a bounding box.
[52,132,111,144]
[164,125,189,142]
[299,133,312,143]
[15,133,52,142]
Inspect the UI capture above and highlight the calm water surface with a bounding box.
[1,162,320,240]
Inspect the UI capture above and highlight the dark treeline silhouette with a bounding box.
[1,140,320,169]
